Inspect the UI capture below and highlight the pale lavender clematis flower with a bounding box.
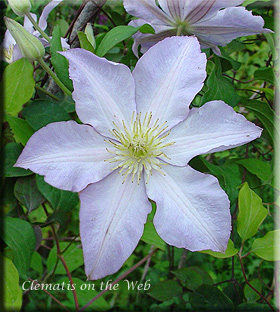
[1,0,68,63]
[15,37,262,280]
[123,0,271,56]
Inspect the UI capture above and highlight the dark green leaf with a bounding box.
[4,143,32,177]
[139,23,155,34]
[236,303,271,311]
[2,58,35,116]
[148,280,182,302]
[244,279,262,302]
[30,252,43,274]
[50,26,73,91]
[22,99,71,130]
[171,268,203,290]
[254,67,275,85]
[2,217,36,278]
[237,159,272,182]
[14,175,45,212]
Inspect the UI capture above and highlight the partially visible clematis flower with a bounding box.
[1,0,68,63]
[123,0,271,56]
[15,36,261,280]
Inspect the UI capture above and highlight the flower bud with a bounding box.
[8,0,31,17]
[4,17,45,62]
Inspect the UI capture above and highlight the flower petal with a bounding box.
[158,0,184,20]
[38,0,63,31]
[146,165,231,252]
[61,48,136,137]
[193,6,271,47]
[162,101,262,166]
[24,13,37,33]
[15,120,113,192]
[123,0,172,25]
[80,170,151,280]
[133,36,206,129]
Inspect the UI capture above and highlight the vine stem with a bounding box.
[38,57,72,96]
[78,248,158,312]
[27,277,71,312]
[237,254,275,311]
[35,85,60,101]
[25,12,51,43]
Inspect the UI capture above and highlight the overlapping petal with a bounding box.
[61,48,136,137]
[133,36,206,128]
[38,0,63,31]
[80,170,151,280]
[15,121,114,192]
[162,101,262,166]
[145,165,231,252]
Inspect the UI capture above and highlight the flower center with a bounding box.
[105,112,174,184]
[173,20,193,36]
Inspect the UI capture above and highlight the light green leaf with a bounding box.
[30,251,43,274]
[244,279,262,302]
[3,254,22,311]
[2,217,36,278]
[2,58,35,116]
[237,159,272,182]
[6,115,35,146]
[47,242,83,274]
[237,183,268,242]
[200,239,238,258]
[141,221,165,250]
[251,230,280,261]
[78,31,95,53]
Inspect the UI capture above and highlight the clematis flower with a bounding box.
[1,0,68,63]
[15,36,261,280]
[123,0,271,56]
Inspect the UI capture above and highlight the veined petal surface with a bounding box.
[15,121,113,192]
[61,49,136,137]
[146,165,231,252]
[80,170,151,280]
[133,36,206,128]
[163,101,262,166]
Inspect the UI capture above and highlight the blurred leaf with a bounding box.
[78,31,95,53]
[237,183,268,242]
[254,67,275,85]
[14,175,45,212]
[244,279,262,302]
[22,99,71,130]
[141,221,165,250]
[251,230,280,261]
[53,19,69,36]
[201,56,240,107]
[1,58,35,116]
[237,159,272,182]
[30,251,43,274]
[3,254,22,311]
[47,242,83,274]
[2,217,36,278]
[148,280,182,302]
[171,268,203,290]
[58,277,110,311]
[200,239,238,258]
[50,26,73,91]
[189,285,234,310]
[236,303,271,311]
[4,143,32,177]
[6,115,35,145]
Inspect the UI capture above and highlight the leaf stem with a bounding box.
[35,85,60,101]
[25,12,51,43]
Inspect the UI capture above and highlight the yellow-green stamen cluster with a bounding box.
[106,112,174,184]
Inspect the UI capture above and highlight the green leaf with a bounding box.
[96,25,141,57]
[2,217,36,278]
[50,26,73,91]
[189,285,234,311]
[251,230,280,261]
[4,143,32,177]
[2,58,35,116]
[30,251,43,274]
[236,303,271,311]
[148,280,182,302]
[237,159,272,182]
[58,277,110,311]
[201,57,240,107]
[171,268,203,290]
[22,99,71,130]
[244,279,262,302]
[141,221,166,250]
[14,175,45,212]
[77,31,95,53]
[200,239,238,258]
[237,183,268,242]
[138,23,155,34]
[3,254,22,311]
[6,115,35,146]
[47,242,84,274]
[254,67,275,85]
